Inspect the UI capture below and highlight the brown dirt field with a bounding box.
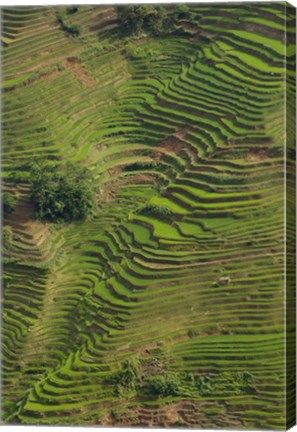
[99,165,123,202]
[158,136,185,154]
[63,57,97,87]
[21,69,61,88]
[191,29,216,42]
[245,147,269,162]
[163,138,182,154]
[100,170,154,203]
[102,400,239,428]
[179,20,199,33]
[38,69,60,81]
[155,127,198,163]
[4,192,50,250]
[175,124,193,140]
[5,198,34,228]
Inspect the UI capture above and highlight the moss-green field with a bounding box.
[2,2,296,429]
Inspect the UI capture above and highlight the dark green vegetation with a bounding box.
[117,4,186,36]
[2,2,295,429]
[3,191,17,214]
[29,160,96,222]
[57,10,81,37]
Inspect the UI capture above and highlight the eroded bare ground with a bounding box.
[155,125,198,163]
[245,147,269,162]
[100,400,244,429]
[4,191,49,242]
[100,165,155,203]
[3,188,59,268]
[62,57,97,87]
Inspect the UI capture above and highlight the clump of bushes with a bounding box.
[195,371,255,396]
[29,159,96,223]
[187,328,200,338]
[57,11,81,36]
[172,4,192,20]
[113,357,142,398]
[124,161,164,172]
[117,4,197,37]
[109,350,256,402]
[137,204,173,221]
[117,5,175,36]
[195,375,212,395]
[3,192,17,215]
[66,6,79,15]
[112,355,183,399]
[146,373,182,397]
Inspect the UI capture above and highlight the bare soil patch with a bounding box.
[4,191,50,247]
[156,130,198,163]
[38,69,60,81]
[100,168,154,203]
[90,17,119,32]
[63,57,97,87]
[158,136,185,154]
[175,124,193,140]
[100,166,123,202]
[245,147,269,162]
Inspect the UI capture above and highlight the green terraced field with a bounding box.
[2,2,296,429]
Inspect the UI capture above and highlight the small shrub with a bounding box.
[188,328,200,338]
[111,406,126,422]
[67,6,79,14]
[137,204,173,221]
[174,417,186,427]
[124,161,163,172]
[195,375,212,395]
[57,12,81,37]
[173,4,191,19]
[146,373,181,397]
[3,273,13,288]
[67,24,81,37]
[113,357,141,398]
[195,372,256,396]
[243,371,254,385]
[3,192,17,215]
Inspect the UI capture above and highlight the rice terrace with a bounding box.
[1,2,296,429]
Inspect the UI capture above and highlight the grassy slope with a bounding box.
[2,3,294,429]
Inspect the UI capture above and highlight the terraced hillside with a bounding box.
[2,3,296,429]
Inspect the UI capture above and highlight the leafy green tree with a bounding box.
[117,5,168,36]
[147,373,181,397]
[30,160,96,223]
[3,192,17,215]
[173,4,191,20]
[142,5,167,35]
[119,5,147,35]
